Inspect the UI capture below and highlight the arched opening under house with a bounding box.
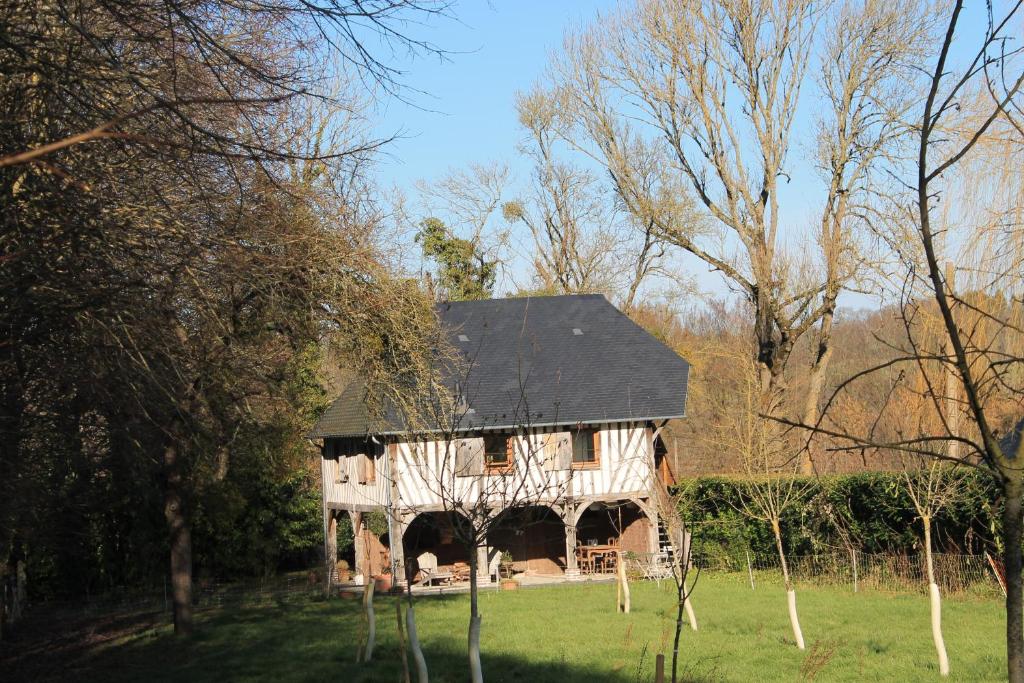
[487,505,567,576]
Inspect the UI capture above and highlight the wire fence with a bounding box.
[12,550,1005,630]
[695,551,1003,596]
[28,571,326,623]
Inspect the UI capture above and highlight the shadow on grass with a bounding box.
[5,593,685,683]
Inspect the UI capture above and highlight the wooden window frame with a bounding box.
[571,428,601,470]
[483,433,514,474]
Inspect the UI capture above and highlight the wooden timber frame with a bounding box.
[323,494,660,587]
[319,419,671,588]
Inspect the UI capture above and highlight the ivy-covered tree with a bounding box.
[415,217,496,301]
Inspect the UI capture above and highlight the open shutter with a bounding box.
[455,437,484,476]
[356,449,368,484]
[592,429,602,462]
[337,441,350,484]
[544,432,572,470]
[541,434,557,471]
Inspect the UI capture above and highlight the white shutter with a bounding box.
[544,432,572,470]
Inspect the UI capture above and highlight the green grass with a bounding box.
[56,575,1008,682]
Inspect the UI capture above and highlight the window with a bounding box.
[571,428,601,468]
[327,440,349,483]
[483,433,513,473]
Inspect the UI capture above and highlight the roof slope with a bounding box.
[312,294,689,437]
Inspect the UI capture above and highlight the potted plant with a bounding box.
[374,569,392,592]
[499,551,518,590]
[336,559,350,583]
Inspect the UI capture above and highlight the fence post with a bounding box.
[746,550,755,591]
[655,653,665,683]
[851,549,858,593]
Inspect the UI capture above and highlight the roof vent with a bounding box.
[572,328,583,336]
[458,334,470,342]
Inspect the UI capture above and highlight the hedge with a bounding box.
[672,471,1002,565]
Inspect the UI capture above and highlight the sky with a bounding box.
[361,1,997,310]
[370,2,617,193]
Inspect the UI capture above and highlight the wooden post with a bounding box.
[387,444,406,585]
[655,653,665,683]
[358,580,376,662]
[851,548,858,593]
[617,552,631,613]
[350,511,367,583]
[986,551,1008,597]
[396,600,411,683]
[325,511,338,596]
[476,544,490,585]
[746,550,755,590]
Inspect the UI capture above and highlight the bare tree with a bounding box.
[0,0,454,638]
[504,88,622,298]
[784,3,1024,677]
[414,162,511,295]
[710,349,809,649]
[646,444,699,683]
[390,350,572,683]
[543,0,932,473]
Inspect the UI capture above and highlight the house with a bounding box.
[311,294,690,584]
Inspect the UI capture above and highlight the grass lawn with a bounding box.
[14,574,1007,682]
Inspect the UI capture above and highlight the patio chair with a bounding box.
[576,547,595,574]
[488,551,503,583]
[416,552,453,586]
[644,552,674,583]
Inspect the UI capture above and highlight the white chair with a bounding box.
[488,551,503,583]
[416,551,453,586]
[644,551,674,584]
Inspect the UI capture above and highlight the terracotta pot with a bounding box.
[374,575,393,592]
[500,578,519,591]
[339,590,358,599]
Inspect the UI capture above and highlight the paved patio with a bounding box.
[335,571,620,597]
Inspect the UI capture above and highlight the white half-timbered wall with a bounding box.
[322,421,655,512]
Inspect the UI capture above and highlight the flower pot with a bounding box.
[374,575,393,592]
[338,570,350,583]
[500,578,519,591]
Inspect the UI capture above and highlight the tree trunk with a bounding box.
[468,547,483,683]
[1003,478,1024,683]
[163,439,193,636]
[773,519,804,650]
[801,306,835,476]
[923,516,950,676]
[671,579,685,683]
[616,555,631,613]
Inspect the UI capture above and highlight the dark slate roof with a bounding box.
[311,294,690,438]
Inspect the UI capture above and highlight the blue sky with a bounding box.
[371,2,618,193]
[364,1,997,308]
